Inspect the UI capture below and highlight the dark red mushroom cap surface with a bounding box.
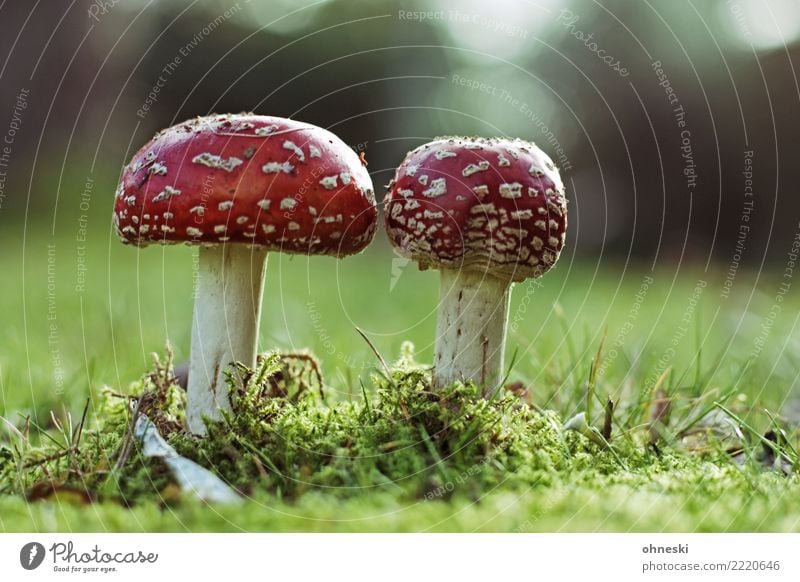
[384,136,568,282]
[114,114,377,256]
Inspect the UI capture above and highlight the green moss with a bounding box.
[1,344,798,532]
[169,346,568,501]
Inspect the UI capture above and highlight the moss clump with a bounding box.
[0,345,574,504]
[170,345,567,500]
[1,344,795,510]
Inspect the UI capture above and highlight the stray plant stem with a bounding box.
[21,448,78,469]
[355,327,395,386]
[603,398,614,441]
[114,394,146,473]
[73,398,90,449]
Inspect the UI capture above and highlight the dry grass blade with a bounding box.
[648,368,672,445]
[0,416,26,443]
[603,397,614,441]
[587,327,607,422]
[73,398,90,449]
[114,393,146,472]
[355,327,395,386]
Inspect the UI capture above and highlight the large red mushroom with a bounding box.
[115,113,377,434]
[384,136,567,391]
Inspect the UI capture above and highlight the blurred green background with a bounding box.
[0,0,798,423]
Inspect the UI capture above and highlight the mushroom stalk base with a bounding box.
[187,245,267,435]
[433,268,511,393]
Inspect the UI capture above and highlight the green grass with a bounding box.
[1,216,799,532]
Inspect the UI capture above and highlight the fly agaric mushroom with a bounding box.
[114,114,377,434]
[384,136,567,391]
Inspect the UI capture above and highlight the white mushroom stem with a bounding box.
[187,245,268,435]
[433,268,512,393]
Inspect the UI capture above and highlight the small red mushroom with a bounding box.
[114,113,377,434]
[384,136,567,391]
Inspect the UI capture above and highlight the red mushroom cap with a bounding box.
[384,136,567,282]
[114,114,377,256]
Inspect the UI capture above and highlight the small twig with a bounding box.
[106,391,134,400]
[648,368,672,445]
[114,393,146,472]
[355,327,395,386]
[22,415,30,446]
[603,397,614,441]
[278,351,325,399]
[73,398,90,449]
[21,447,78,469]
